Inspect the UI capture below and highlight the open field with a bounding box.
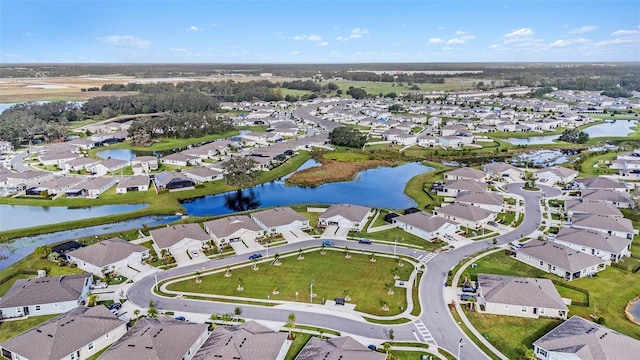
[0,314,58,343]
[165,249,414,316]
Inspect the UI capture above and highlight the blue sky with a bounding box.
[1,0,639,63]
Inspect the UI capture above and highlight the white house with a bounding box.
[455,191,503,212]
[318,204,372,231]
[515,241,607,281]
[116,175,150,194]
[433,203,496,230]
[150,224,211,255]
[0,274,92,319]
[570,213,636,240]
[554,227,632,263]
[250,207,310,235]
[444,167,487,181]
[161,153,200,167]
[203,216,264,247]
[393,212,459,241]
[184,167,224,183]
[66,238,149,277]
[535,166,578,184]
[482,162,524,179]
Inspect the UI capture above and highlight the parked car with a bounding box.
[367,345,377,351]
[91,281,108,289]
[191,249,199,257]
[322,240,335,246]
[358,238,372,244]
[248,253,262,260]
[461,285,476,293]
[174,316,186,321]
[108,302,122,311]
[487,221,499,227]
[460,294,477,301]
[110,308,118,315]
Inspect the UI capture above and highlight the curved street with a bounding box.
[127,183,559,358]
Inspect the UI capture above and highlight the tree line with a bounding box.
[127,111,234,146]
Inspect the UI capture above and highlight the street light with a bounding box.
[394,236,397,256]
[310,279,314,304]
[296,291,299,302]
[458,338,465,360]
[154,270,159,292]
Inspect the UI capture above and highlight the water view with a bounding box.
[504,120,637,145]
[97,148,138,161]
[182,161,433,217]
[0,203,149,232]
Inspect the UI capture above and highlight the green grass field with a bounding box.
[166,249,414,316]
[354,227,446,252]
[0,314,58,342]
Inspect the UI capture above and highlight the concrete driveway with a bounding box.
[230,238,264,255]
[283,229,314,243]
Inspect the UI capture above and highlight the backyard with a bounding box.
[165,249,414,316]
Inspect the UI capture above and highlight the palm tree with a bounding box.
[147,300,158,318]
[221,313,232,326]
[133,309,141,319]
[209,314,218,330]
[195,271,201,283]
[318,328,325,339]
[237,277,244,291]
[87,293,98,307]
[225,266,231,277]
[272,281,279,294]
[287,312,296,338]
[383,342,391,359]
[252,258,258,271]
[273,252,281,265]
[321,244,326,255]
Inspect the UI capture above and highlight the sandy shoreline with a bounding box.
[624,295,640,325]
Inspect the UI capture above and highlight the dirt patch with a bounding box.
[286,158,394,186]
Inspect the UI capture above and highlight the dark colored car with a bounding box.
[368,344,377,351]
[248,253,263,260]
[460,294,477,301]
[322,240,335,246]
[108,302,122,310]
[461,285,476,293]
[174,316,186,321]
[358,238,372,244]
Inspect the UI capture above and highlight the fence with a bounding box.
[552,279,590,307]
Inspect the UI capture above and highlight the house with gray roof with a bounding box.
[564,199,622,220]
[131,156,158,175]
[554,227,632,263]
[161,152,201,167]
[439,179,487,196]
[318,204,372,231]
[153,171,195,192]
[433,203,496,230]
[67,238,149,277]
[394,212,459,241]
[482,162,524,179]
[0,273,92,319]
[61,157,101,172]
[37,175,85,195]
[99,316,208,360]
[92,158,129,174]
[183,166,224,183]
[580,188,635,209]
[532,315,640,360]
[574,176,628,192]
[515,241,606,281]
[570,213,636,240]
[115,175,150,194]
[444,167,487,181]
[150,223,211,254]
[455,191,503,212]
[6,170,54,187]
[477,274,568,319]
[250,207,310,235]
[0,306,126,360]
[535,166,578,184]
[204,215,264,247]
[295,336,386,360]
[193,320,288,360]
[67,177,117,198]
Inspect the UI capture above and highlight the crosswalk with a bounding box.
[416,252,437,265]
[413,318,437,345]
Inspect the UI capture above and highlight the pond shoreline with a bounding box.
[625,295,640,325]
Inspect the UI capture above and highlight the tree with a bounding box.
[34,245,52,259]
[383,342,392,359]
[234,307,242,321]
[147,300,158,318]
[87,293,98,307]
[558,129,589,144]
[133,309,141,318]
[524,348,537,360]
[346,87,367,99]
[287,312,297,338]
[222,156,259,188]
[328,126,367,148]
[318,327,325,339]
[221,313,232,326]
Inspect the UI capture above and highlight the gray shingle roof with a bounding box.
[533,315,640,360]
[295,336,386,360]
[571,213,635,233]
[518,241,605,273]
[445,167,487,180]
[0,306,125,360]
[204,215,263,238]
[150,224,210,249]
[320,204,371,223]
[0,273,91,308]
[564,199,623,217]
[456,191,503,206]
[394,212,457,232]
[555,227,631,254]
[478,274,568,310]
[116,175,149,188]
[193,321,287,360]
[434,203,495,221]
[250,207,308,228]
[99,316,208,360]
[443,179,488,192]
[575,176,627,190]
[67,238,147,267]
[581,189,634,204]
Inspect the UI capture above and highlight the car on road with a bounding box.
[460,294,477,302]
[487,221,499,227]
[174,316,186,321]
[461,285,476,293]
[191,249,199,257]
[248,253,262,260]
[322,240,335,246]
[358,238,372,244]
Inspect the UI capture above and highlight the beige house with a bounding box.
[455,191,503,212]
[318,204,372,231]
[515,241,607,281]
[150,224,211,255]
[444,167,487,181]
[477,274,568,319]
[433,203,496,229]
[250,207,310,235]
[66,238,149,277]
[204,215,264,247]
[296,336,386,360]
[394,212,459,241]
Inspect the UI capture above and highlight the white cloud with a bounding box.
[428,38,445,44]
[569,25,596,35]
[549,38,590,48]
[99,35,151,48]
[446,38,466,45]
[318,41,329,47]
[293,34,323,41]
[610,29,639,36]
[489,44,500,49]
[505,28,534,38]
[454,30,466,35]
[596,38,638,46]
[336,36,347,41]
[187,25,202,32]
[337,28,369,41]
[292,35,306,40]
[289,51,300,56]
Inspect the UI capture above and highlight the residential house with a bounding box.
[67,138,97,150]
[564,199,622,220]
[476,274,568,319]
[153,171,195,192]
[455,191,503,212]
[532,315,640,360]
[295,336,386,360]
[161,153,200,167]
[0,274,92,319]
[393,212,459,241]
[0,141,13,153]
[36,176,85,195]
[204,216,264,247]
[574,176,628,192]
[61,157,101,172]
[433,203,496,229]
[482,162,524,179]
[38,149,78,166]
[570,213,636,240]
[439,179,487,197]
[115,175,150,194]
[417,135,438,147]
[250,207,310,235]
[66,238,149,277]
[444,167,487,181]
[535,167,578,184]
[184,166,224,183]
[515,241,607,281]
[91,159,129,174]
[0,306,126,360]
[130,156,158,175]
[150,223,211,255]
[580,189,635,209]
[193,321,288,360]
[6,170,54,187]
[554,227,632,263]
[318,204,372,231]
[99,317,209,360]
[67,177,117,198]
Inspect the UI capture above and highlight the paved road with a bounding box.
[127,183,555,358]
[10,151,29,173]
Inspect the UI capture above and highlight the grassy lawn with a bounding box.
[166,250,414,316]
[354,227,446,252]
[403,161,450,211]
[283,333,311,360]
[496,211,516,226]
[0,253,86,296]
[464,310,562,360]
[578,150,622,177]
[391,350,435,360]
[465,250,640,339]
[0,314,58,342]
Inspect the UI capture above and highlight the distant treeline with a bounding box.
[127,111,234,146]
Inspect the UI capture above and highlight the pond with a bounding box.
[0,203,149,232]
[511,150,570,167]
[0,214,181,269]
[504,120,638,145]
[629,298,640,325]
[97,148,138,161]
[181,161,433,217]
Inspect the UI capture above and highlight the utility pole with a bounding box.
[310,279,314,304]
